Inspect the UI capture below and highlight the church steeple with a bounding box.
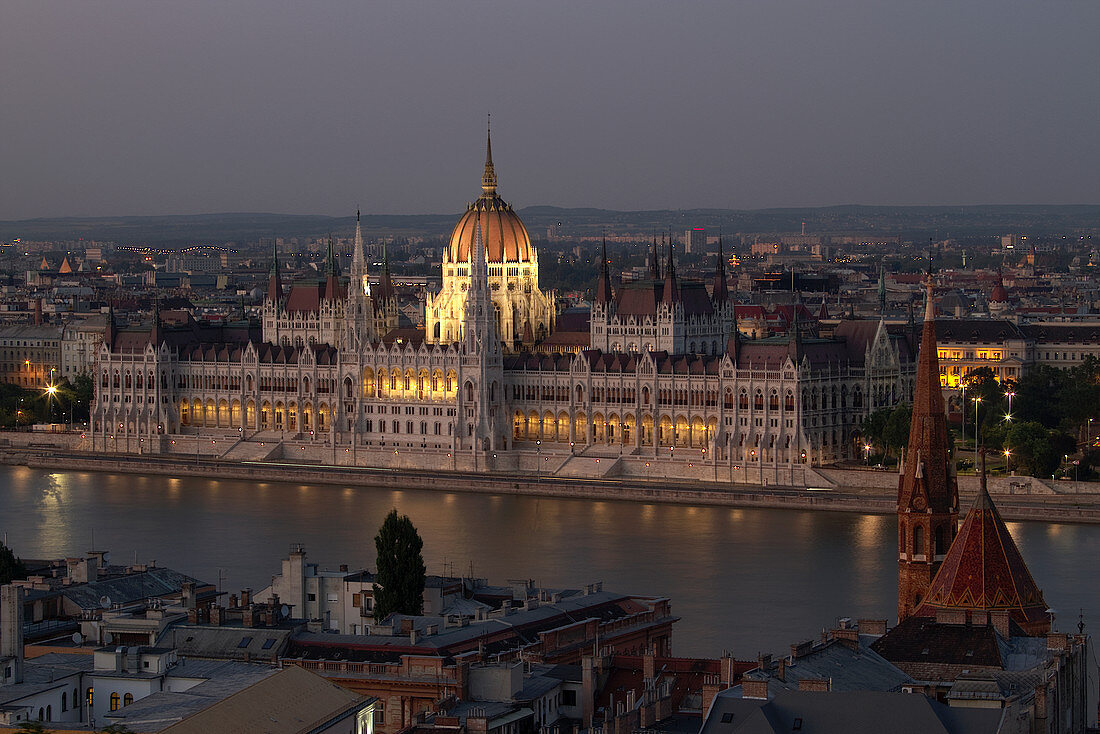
[324,237,341,301]
[650,235,661,280]
[481,117,497,196]
[896,255,959,624]
[594,236,614,305]
[267,237,283,302]
[712,233,729,303]
[661,236,679,305]
[351,210,366,288]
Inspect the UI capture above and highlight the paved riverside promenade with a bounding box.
[1,432,1098,524]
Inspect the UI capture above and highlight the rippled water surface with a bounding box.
[1,465,1096,657]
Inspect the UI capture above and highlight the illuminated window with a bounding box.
[110,692,120,711]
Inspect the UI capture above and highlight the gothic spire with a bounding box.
[267,237,283,302]
[324,236,341,301]
[594,235,614,304]
[650,234,661,280]
[896,251,959,623]
[352,209,365,281]
[481,116,497,196]
[712,232,729,303]
[661,235,679,304]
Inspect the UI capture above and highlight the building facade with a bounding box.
[90,145,921,485]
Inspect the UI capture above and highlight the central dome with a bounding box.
[445,128,534,264]
[447,196,533,263]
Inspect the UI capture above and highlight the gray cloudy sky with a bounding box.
[1,1,1098,219]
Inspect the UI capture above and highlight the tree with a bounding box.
[1005,422,1058,478]
[860,408,891,456]
[372,510,426,622]
[0,541,27,584]
[16,721,54,733]
[99,725,136,734]
[882,403,912,459]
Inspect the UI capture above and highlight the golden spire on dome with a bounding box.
[481,114,497,196]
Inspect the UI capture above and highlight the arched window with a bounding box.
[754,391,764,410]
[769,391,779,411]
[124,693,134,707]
[739,390,748,410]
[46,705,51,721]
[110,692,120,711]
[913,525,925,556]
[785,391,795,411]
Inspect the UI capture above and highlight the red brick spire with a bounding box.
[916,451,1049,635]
[896,268,959,624]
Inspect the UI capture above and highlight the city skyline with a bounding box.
[2,1,1098,220]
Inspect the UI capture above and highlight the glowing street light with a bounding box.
[1004,390,1015,423]
[973,396,982,470]
[1004,448,1012,475]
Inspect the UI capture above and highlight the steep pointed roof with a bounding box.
[649,235,661,280]
[324,237,341,301]
[267,238,283,302]
[661,237,679,305]
[897,271,959,517]
[482,118,497,195]
[594,237,614,304]
[712,235,729,303]
[917,454,1049,635]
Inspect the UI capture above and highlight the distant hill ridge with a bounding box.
[1,204,1097,244]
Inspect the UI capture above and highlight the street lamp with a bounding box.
[863,443,871,465]
[973,396,982,470]
[1004,448,1011,475]
[1004,390,1014,423]
[535,440,541,482]
[959,382,967,444]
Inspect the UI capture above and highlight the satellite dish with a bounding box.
[71,632,84,645]
[102,551,111,564]
[99,595,112,609]
[103,632,113,644]
[280,605,290,619]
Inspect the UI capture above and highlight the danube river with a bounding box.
[1,465,1097,658]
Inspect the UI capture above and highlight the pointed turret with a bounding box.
[481,119,497,196]
[149,297,162,348]
[594,237,614,304]
[351,210,366,286]
[650,235,661,280]
[712,234,729,303]
[916,450,1050,635]
[896,257,959,624]
[104,302,116,351]
[324,237,341,301]
[878,266,887,316]
[786,300,803,362]
[817,293,829,321]
[267,238,283,302]
[661,237,679,305]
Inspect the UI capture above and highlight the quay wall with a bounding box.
[0,431,1098,524]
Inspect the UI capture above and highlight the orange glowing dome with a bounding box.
[446,130,533,264]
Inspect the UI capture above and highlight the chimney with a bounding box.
[757,653,772,671]
[742,679,768,700]
[777,657,786,682]
[240,588,252,608]
[989,610,1011,639]
[798,678,830,692]
[181,581,196,610]
[210,605,224,626]
[701,674,720,716]
[339,564,349,573]
[467,715,488,734]
[229,594,238,609]
[791,640,813,659]
[721,653,735,685]
[857,619,887,635]
[0,585,25,684]
[582,655,595,728]
[643,647,656,681]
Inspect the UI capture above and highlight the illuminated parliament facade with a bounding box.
[90,135,916,484]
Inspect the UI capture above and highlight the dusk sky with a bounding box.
[2,1,1098,219]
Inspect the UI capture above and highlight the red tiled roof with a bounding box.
[916,485,1049,635]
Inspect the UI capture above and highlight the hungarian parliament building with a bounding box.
[90,136,916,484]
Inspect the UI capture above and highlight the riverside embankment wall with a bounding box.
[1,432,1098,524]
